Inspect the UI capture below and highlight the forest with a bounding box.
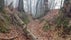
[0,0,71,40]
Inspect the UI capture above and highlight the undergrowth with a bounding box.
[42,10,71,38]
[19,12,29,24]
[55,10,71,38]
[43,23,51,32]
[0,9,10,33]
[0,17,10,33]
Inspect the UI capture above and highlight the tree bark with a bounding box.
[0,0,4,11]
[62,0,71,17]
[18,0,24,12]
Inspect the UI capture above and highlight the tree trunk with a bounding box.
[18,0,24,12]
[62,0,71,17]
[0,0,4,11]
[44,0,48,12]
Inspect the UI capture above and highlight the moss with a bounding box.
[56,18,69,26]
[43,23,51,32]
[55,11,71,38]
[18,12,30,24]
[0,12,10,33]
[0,26,9,33]
[0,19,9,33]
[22,17,29,24]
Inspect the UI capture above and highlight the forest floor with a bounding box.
[0,24,29,40]
[27,9,71,40]
[27,9,59,40]
[0,7,30,40]
[0,8,71,40]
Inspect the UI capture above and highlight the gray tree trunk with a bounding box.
[18,0,24,12]
[0,0,4,11]
[44,0,48,12]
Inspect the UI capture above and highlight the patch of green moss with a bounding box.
[18,12,30,24]
[43,23,51,32]
[22,17,29,24]
[0,26,9,33]
[0,12,10,33]
[55,11,71,38]
[0,19,10,33]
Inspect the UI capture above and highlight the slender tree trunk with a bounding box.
[0,0,4,11]
[18,0,24,12]
[44,0,48,12]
